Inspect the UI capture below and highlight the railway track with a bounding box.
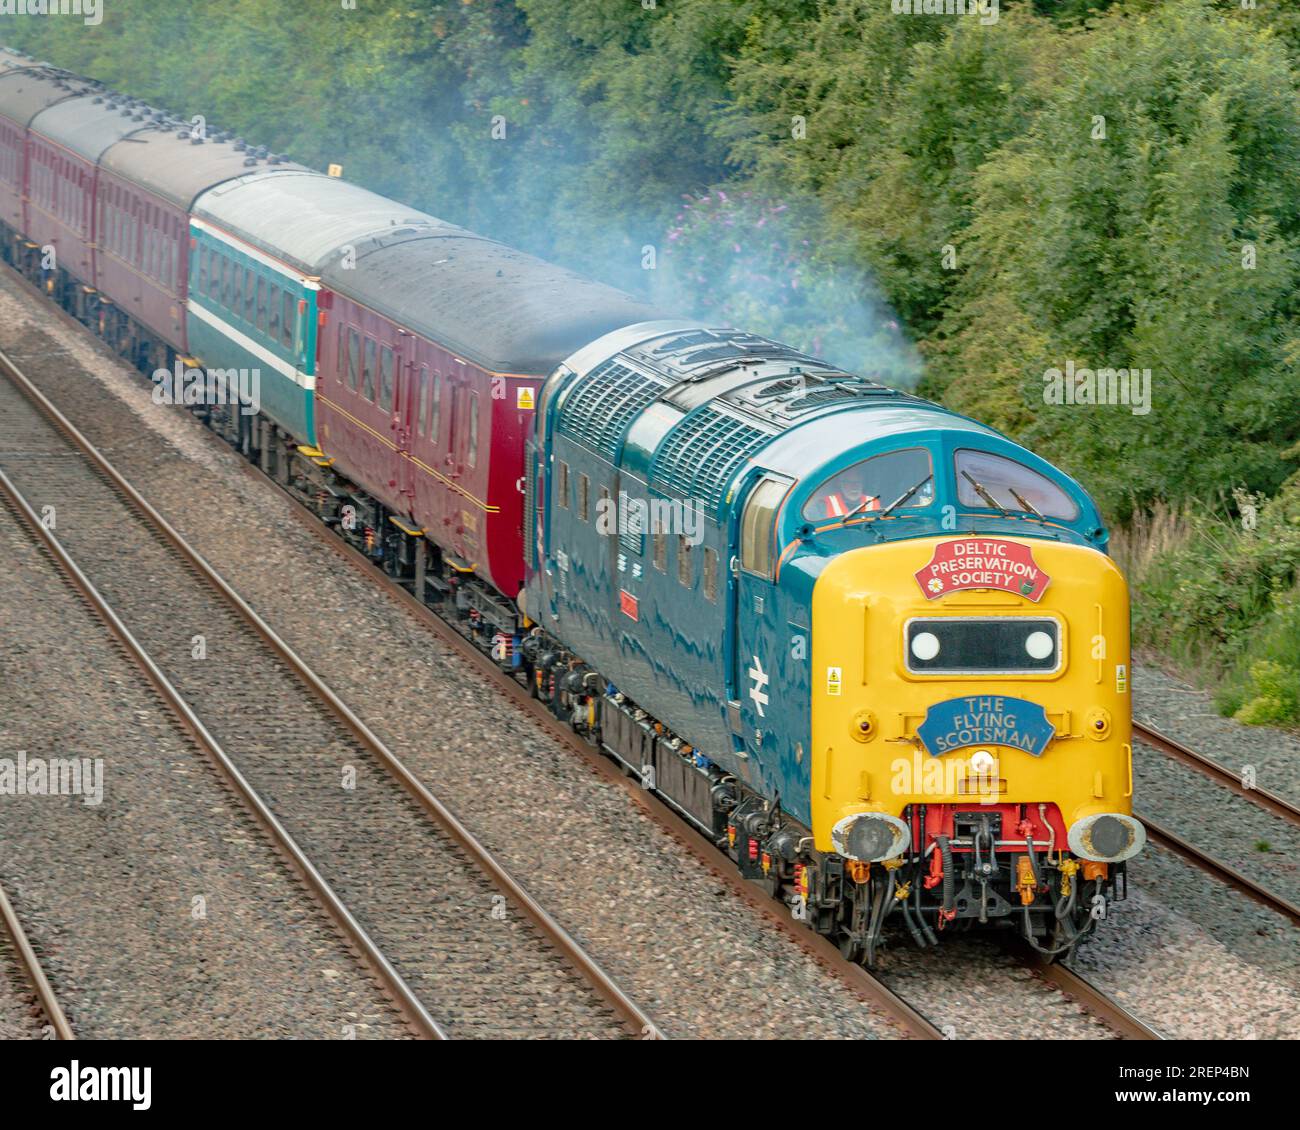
[0,348,660,1040]
[1134,720,1300,825]
[0,878,74,1040]
[1131,722,1300,927]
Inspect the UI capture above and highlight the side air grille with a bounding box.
[556,359,665,460]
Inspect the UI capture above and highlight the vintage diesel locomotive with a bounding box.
[0,52,1142,961]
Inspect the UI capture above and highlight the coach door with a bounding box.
[396,356,421,508]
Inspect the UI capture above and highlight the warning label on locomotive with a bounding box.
[913,540,1050,601]
[916,696,1056,758]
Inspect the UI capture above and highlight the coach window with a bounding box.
[223,256,234,308]
[429,374,442,443]
[678,535,693,588]
[362,338,376,401]
[702,546,719,602]
[379,346,395,411]
[198,246,208,295]
[557,461,569,509]
[740,476,789,579]
[268,285,282,343]
[231,265,243,312]
[282,290,295,349]
[256,277,268,333]
[336,324,346,383]
[417,367,430,436]
[467,393,479,468]
[243,268,255,322]
[577,473,589,521]
[346,329,360,391]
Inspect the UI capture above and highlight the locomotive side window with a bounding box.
[362,338,376,401]
[346,329,360,391]
[677,535,693,588]
[557,461,569,509]
[702,546,719,602]
[467,393,479,468]
[702,543,722,600]
[954,449,1079,521]
[802,447,933,522]
[577,473,589,521]
[379,346,395,411]
[740,476,789,579]
[652,524,666,571]
[599,487,611,538]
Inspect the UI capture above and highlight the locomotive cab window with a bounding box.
[802,447,933,523]
[954,449,1079,521]
[740,476,790,579]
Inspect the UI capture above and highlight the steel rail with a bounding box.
[0,460,445,1040]
[0,346,660,1041]
[1133,720,1300,826]
[0,877,75,1040]
[1139,815,1300,928]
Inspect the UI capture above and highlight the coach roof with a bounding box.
[192,170,464,274]
[321,232,664,374]
[103,134,307,212]
[0,63,98,128]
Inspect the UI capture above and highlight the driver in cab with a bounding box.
[813,470,879,521]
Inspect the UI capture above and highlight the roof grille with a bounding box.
[557,359,665,460]
[650,408,772,512]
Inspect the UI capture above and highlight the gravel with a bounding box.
[0,500,410,1039]
[1135,660,1300,807]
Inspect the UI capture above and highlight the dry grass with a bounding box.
[1108,499,1199,584]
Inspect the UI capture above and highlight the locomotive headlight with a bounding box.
[910,631,940,661]
[831,812,911,863]
[1025,630,1054,660]
[969,749,995,774]
[1067,813,1146,863]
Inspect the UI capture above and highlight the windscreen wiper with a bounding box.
[960,469,1009,517]
[878,473,933,518]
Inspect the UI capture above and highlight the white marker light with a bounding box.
[911,631,940,661]
[969,749,995,774]
[1025,631,1054,660]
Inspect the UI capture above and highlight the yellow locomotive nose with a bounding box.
[809,536,1133,859]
